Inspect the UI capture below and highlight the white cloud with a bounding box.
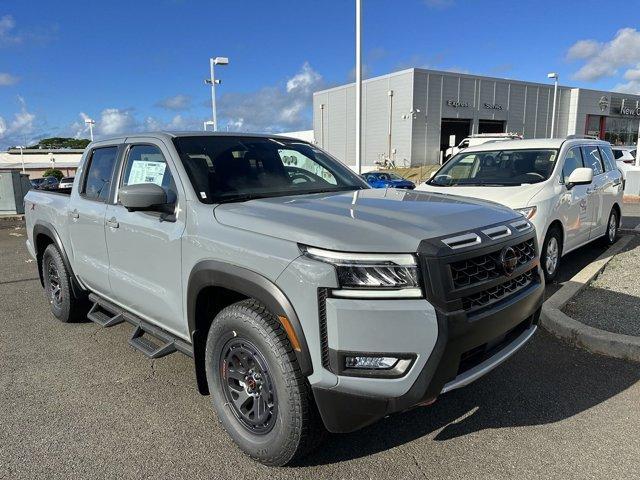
[218,62,325,133]
[156,94,192,111]
[566,40,600,60]
[0,72,19,86]
[0,14,21,46]
[0,95,36,147]
[98,108,137,135]
[568,28,640,81]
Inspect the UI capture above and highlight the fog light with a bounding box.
[344,356,398,369]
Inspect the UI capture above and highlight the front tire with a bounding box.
[602,208,619,246]
[541,227,562,282]
[41,244,87,322]
[204,299,323,466]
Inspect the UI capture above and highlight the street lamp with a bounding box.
[85,118,95,141]
[204,56,229,132]
[547,72,559,138]
[355,0,362,173]
[17,145,25,174]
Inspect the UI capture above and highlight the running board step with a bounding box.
[87,302,124,327]
[128,325,177,359]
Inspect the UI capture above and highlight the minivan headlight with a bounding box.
[301,246,422,298]
[515,206,537,219]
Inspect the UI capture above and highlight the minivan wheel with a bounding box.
[602,208,618,246]
[41,244,88,323]
[204,299,324,466]
[541,228,562,282]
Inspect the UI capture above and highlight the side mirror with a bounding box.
[566,167,593,189]
[119,183,168,212]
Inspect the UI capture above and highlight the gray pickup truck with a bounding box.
[25,132,544,466]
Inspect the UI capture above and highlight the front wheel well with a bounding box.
[192,286,248,395]
[545,220,564,251]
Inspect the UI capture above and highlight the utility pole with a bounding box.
[547,73,559,138]
[355,0,362,173]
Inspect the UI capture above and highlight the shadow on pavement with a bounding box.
[299,331,640,466]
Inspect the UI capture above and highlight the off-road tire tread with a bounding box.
[206,299,325,466]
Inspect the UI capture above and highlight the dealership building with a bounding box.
[312,68,640,169]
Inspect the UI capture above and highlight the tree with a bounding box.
[28,137,91,149]
[43,168,64,180]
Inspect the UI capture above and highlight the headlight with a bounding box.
[301,246,422,298]
[514,206,537,219]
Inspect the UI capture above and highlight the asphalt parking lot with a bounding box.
[1,223,639,480]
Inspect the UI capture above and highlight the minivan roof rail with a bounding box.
[565,134,599,140]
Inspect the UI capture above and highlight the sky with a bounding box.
[1,0,640,149]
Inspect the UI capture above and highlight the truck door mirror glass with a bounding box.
[119,183,169,212]
[565,167,593,189]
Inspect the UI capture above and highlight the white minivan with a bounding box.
[417,138,624,281]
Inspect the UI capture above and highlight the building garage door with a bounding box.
[440,118,471,155]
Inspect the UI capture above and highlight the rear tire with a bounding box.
[602,208,619,246]
[204,299,324,466]
[541,227,562,283]
[41,244,88,323]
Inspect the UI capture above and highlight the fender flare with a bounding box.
[187,260,313,393]
[32,221,84,297]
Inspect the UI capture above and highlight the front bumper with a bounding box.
[312,221,544,433]
[313,281,543,433]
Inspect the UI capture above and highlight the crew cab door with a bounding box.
[559,146,592,250]
[104,139,187,339]
[68,143,122,295]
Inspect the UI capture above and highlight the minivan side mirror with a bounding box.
[119,183,169,212]
[566,167,593,189]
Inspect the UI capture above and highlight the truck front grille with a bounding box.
[461,269,537,311]
[450,238,535,289]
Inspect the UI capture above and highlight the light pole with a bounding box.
[355,0,362,173]
[205,56,229,131]
[203,120,215,132]
[17,145,25,174]
[85,118,95,141]
[547,72,559,138]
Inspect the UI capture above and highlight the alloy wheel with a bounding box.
[220,338,277,434]
[608,213,617,243]
[47,259,62,308]
[545,237,559,276]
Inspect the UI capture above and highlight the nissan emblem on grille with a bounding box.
[499,246,519,276]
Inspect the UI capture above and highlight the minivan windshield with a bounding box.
[172,136,368,204]
[429,148,558,186]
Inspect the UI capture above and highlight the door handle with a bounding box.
[70,209,79,219]
[106,217,119,229]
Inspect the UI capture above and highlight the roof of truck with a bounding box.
[92,131,306,145]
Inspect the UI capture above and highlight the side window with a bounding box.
[82,146,118,202]
[612,149,623,160]
[599,146,617,172]
[581,146,604,176]
[562,147,584,183]
[120,145,176,203]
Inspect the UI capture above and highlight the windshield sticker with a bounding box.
[128,160,166,186]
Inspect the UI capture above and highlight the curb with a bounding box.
[541,234,640,363]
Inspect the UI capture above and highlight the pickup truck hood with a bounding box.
[417,182,545,210]
[214,188,520,252]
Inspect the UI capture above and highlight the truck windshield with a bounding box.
[172,136,367,203]
[429,148,558,186]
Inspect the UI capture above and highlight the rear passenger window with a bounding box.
[82,146,118,202]
[599,146,616,172]
[581,146,605,176]
[562,147,584,183]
